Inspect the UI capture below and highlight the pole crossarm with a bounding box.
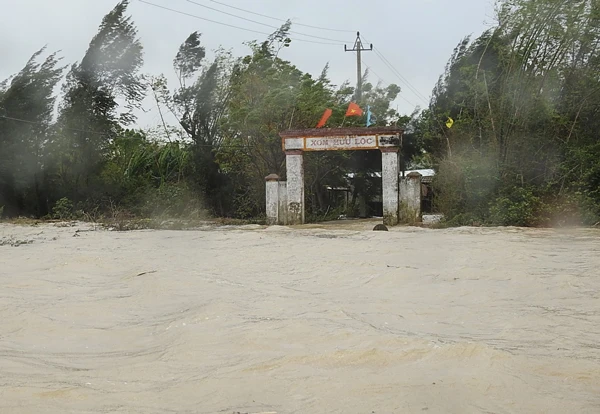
[344,32,373,102]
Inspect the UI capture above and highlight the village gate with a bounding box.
[265,127,422,226]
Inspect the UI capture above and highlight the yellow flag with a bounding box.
[446,117,454,129]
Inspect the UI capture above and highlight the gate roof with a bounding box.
[279,126,403,138]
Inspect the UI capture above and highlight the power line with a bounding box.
[375,48,430,104]
[185,0,350,44]
[0,115,110,136]
[0,114,262,149]
[373,48,428,104]
[361,34,430,105]
[360,36,452,140]
[137,0,342,46]
[362,62,386,85]
[208,0,355,33]
[138,1,267,36]
[362,60,417,108]
[1,115,47,126]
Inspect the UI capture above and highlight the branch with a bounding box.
[151,86,172,143]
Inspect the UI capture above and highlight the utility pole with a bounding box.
[344,32,373,102]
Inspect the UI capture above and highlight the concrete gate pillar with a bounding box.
[265,174,280,225]
[381,147,400,226]
[400,172,423,223]
[285,150,304,225]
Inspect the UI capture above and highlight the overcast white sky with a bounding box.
[0,0,495,128]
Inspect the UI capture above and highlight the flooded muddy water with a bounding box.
[1,222,599,413]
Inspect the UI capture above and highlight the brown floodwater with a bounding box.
[1,222,599,413]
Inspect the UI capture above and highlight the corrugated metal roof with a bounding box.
[346,172,381,179]
[346,169,435,180]
[405,169,435,177]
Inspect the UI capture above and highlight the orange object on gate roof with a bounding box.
[345,102,363,117]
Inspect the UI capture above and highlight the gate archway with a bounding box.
[265,127,422,226]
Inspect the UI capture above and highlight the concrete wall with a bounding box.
[381,149,400,226]
[399,172,422,223]
[265,174,280,225]
[286,151,304,225]
[278,181,288,225]
[265,177,292,226]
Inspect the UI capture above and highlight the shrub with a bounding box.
[140,183,206,219]
[433,152,499,225]
[488,187,542,227]
[51,198,74,220]
[541,192,600,227]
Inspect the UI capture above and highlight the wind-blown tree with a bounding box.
[0,78,7,100]
[52,0,145,206]
[217,23,355,218]
[296,65,354,217]
[152,31,234,215]
[419,0,600,226]
[217,23,408,219]
[0,48,65,217]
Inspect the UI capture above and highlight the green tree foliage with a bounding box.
[218,27,340,217]
[101,129,200,217]
[0,48,65,216]
[215,26,402,219]
[421,0,600,226]
[0,7,412,222]
[152,32,234,215]
[10,0,598,228]
[53,0,145,206]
